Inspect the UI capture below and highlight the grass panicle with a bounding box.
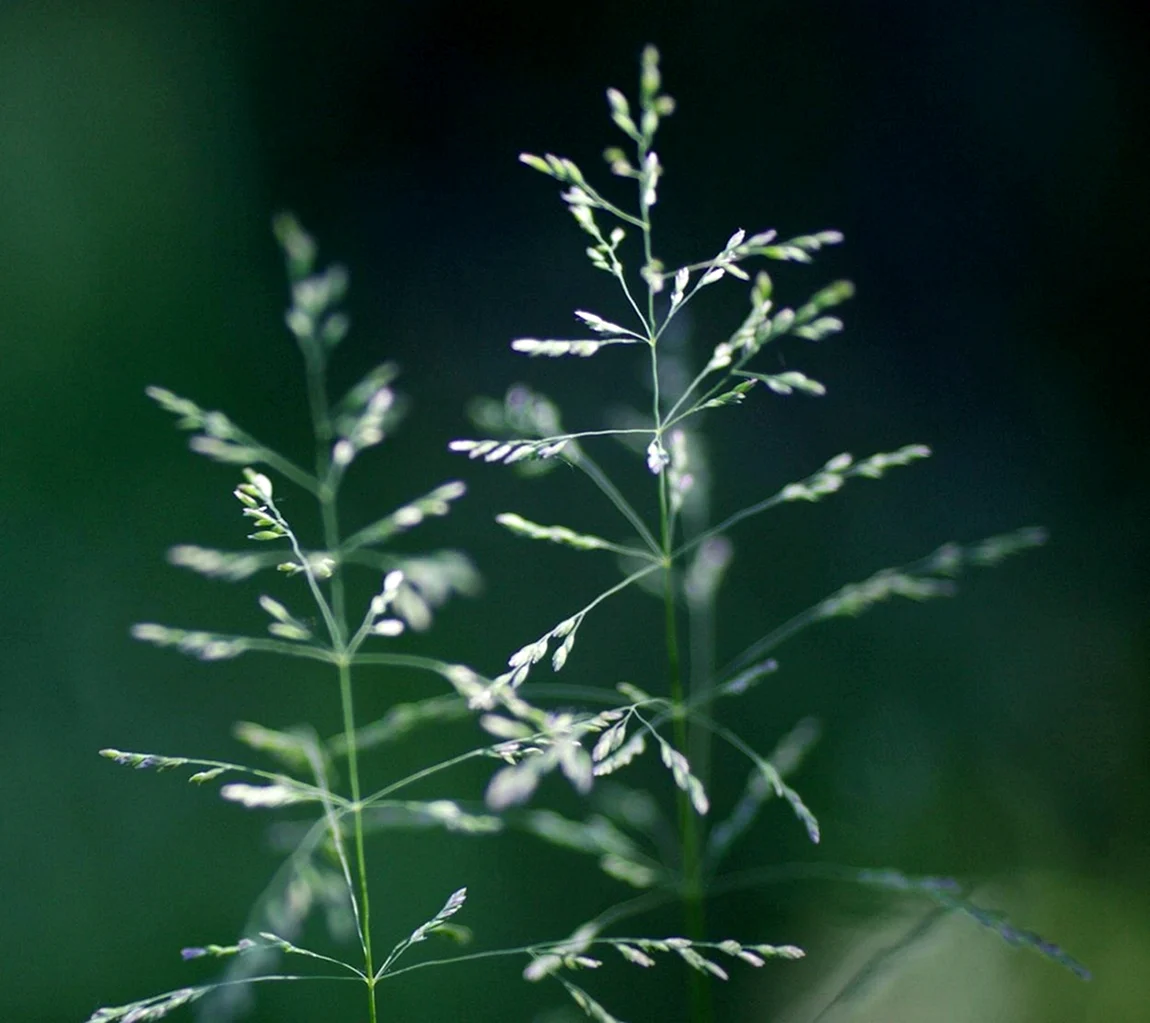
[93,46,1084,1023]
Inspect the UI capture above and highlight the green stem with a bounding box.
[306,343,378,1023]
[638,104,711,1019]
[687,579,717,791]
[337,656,377,1021]
[325,504,376,1022]
[660,474,711,1023]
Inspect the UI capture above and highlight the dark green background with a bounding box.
[2,1,1146,1020]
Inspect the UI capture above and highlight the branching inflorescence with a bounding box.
[93,47,1086,1023]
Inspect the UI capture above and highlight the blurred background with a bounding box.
[1,1,1146,1020]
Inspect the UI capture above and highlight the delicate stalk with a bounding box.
[687,564,718,789]
[325,518,377,1019]
[634,84,712,1015]
[660,471,711,1023]
[305,341,378,1022]
[337,655,377,1020]
[637,92,712,1014]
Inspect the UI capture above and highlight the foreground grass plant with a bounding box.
[92,47,1087,1023]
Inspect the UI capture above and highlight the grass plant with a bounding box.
[91,47,1087,1023]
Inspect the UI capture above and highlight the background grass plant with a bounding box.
[84,48,1095,1023]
